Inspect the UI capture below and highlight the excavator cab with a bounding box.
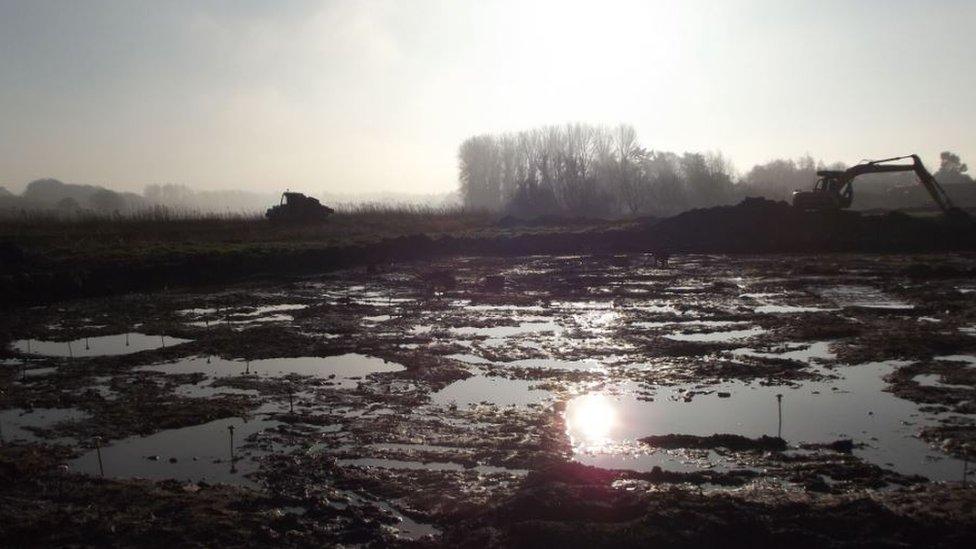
[793,171,852,210]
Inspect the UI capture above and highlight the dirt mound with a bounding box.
[647,197,976,253]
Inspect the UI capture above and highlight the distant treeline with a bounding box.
[458,123,975,217]
[0,180,278,217]
[0,181,460,219]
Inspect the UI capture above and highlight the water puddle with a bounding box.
[451,321,561,338]
[502,357,604,372]
[446,353,491,364]
[564,362,966,480]
[0,408,89,443]
[666,326,766,343]
[819,286,913,310]
[735,341,836,364]
[432,375,551,407]
[634,320,748,329]
[12,333,192,357]
[913,374,972,390]
[363,315,393,323]
[137,354,405,388]
[753,304,837,314]
[337,457,527,475]
[935,355,976,367]
[70,416,281,486]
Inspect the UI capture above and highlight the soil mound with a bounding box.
[647,197,975,252]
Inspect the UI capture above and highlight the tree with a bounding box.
[935,151,972,186]
[88,188,125,212]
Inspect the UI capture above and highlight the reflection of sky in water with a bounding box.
[137,354,404,388]
[665,326,766,343]
[0,408,89,443]
[70,416,280,486]
[564,362,968,480]
[818,285,913,310]
[450,321,561,338]
[12,333,191,357]
[432,375,550,408]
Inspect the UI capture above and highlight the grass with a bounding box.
[0,204,504,262]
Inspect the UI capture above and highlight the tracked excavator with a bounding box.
[792,154,969,222]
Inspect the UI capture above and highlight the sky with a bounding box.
[1,0,974,195]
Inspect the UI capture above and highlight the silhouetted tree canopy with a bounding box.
[459,126,976,217]
[458,124,736,217]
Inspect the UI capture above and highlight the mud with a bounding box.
[2,251,976,545]
[3,198,975,306]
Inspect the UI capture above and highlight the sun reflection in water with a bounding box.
[566,393,617,449]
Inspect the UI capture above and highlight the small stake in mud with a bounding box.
[94,436,104,477]
[26,338,31,354]
[227,425,237,473]
[245,361,250,376]
[0,388,5,444]
[160,334,165,348]
[288,390,295,413]
[776,394,783,439]
[67,341,73,359]
[85,337,90,351]
[125,332,130,347]
[964,444,972,487]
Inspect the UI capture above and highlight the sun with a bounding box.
[566,393,617,447]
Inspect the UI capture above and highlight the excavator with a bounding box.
[792,154,969,222]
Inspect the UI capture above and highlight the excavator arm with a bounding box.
[810,154,957,213]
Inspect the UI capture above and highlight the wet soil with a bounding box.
[2,251,976,545]
[3,198,975,306]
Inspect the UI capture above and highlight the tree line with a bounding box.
[458,124,974,216]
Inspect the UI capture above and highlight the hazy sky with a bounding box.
[1,0,974,194]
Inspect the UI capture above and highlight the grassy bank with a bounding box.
[0,205,502,262]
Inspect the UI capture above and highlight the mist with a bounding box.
[2,1,975,196]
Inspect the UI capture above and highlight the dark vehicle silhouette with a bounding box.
[266,192,334,223]
[792,154,970,223]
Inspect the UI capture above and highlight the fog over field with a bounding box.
[2,0,974,201]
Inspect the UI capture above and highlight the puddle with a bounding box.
[11,333,192,357]
[753,304,837,314]
[913,374,972,390]
[337,457,527,475]
[506,358,605,371]
[363,315,393,323]
[451,321,561,338]
[564,362,967,480]
[819,286,913,310]
[241,304,307,316]
[331,491,440,540]
[666,327,766,343]
[174,383,262,398]
[137,354,406,388]
[735,341,837,364]
[935,355,976,367]
[0,408,89,443]
[70,416,281,486]
[446,353,491,365]
[634,320,748,329]
[22,366,58,378]
[432,375,551,407]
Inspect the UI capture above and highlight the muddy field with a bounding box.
[2,252,976,546]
